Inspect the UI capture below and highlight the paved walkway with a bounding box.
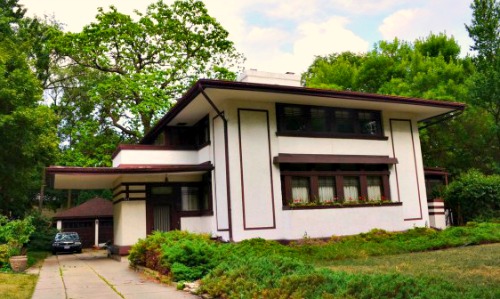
[29,250,198,299]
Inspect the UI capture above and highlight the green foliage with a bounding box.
[0,216,35,268]
[444,170,500,224]
[466,0,500,154]
[55,0,244,143]
[128,230,218,280]
[26,211,58,251]
[129,224,500,298]
[302,32,499,175]
[0,0,59,216]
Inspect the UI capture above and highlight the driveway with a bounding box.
[29,250,198,299]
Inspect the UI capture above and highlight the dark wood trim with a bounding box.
[281,170,390,176]
[429,212,445,215]
[274,154,398,165]
[238,109,277,230]
[112,190,146,197]
[428,198,445,203]
[113,198,146,205]
[283,202,402,210]
[47,162,214,175]
[276,131,389,140]
[180,211,214,217]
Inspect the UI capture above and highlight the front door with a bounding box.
[146,186,181,234]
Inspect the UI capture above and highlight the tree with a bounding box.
[56,0,243,143]
[303,33,498,175]
[466,0,500,150]
[0,0,59,216]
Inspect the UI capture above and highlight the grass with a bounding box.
[0,273,37,299]
[324,243,500,297]
[0,251,49,299]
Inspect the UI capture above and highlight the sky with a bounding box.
[19,0,474,74]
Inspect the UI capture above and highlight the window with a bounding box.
[318,177,336,203]
[343,176,360,201]
[181,186,200,211]
[277,104,383,138]
[160,115,210,149]
[281,163,390,206]
[291,177,310,203]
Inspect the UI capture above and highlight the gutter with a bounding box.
[418,109,465,130]
[197,83,233,242]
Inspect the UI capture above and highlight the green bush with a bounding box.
[444,170,500,224]
[128,230,219,280]
[27,211,58,251]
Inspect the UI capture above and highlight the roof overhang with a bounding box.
[46,162,214,190]
[141,79,466,144]
[274,153,398,165]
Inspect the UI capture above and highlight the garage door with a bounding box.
[62,220,95,248]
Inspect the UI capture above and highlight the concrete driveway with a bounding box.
[29,250,198,299]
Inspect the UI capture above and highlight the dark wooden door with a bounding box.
[146,186,180,234]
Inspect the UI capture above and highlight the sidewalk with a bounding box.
[30,250,198,299]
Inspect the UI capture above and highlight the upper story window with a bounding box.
[276,104,384,139]
[153,115,210,149]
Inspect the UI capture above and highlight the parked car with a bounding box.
[52,232,82,254]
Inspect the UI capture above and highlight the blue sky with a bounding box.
[20,0,473,74]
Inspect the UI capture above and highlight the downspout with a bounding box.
[197,83,233,242]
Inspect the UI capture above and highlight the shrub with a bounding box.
[27,211,58,251]
[0,216,35,256]
[128,230,220,281]
[444,170,500,224]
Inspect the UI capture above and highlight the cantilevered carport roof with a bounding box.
[46,162,214,190]
[141,79,466,144]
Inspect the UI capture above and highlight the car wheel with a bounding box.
[52,251,56,255]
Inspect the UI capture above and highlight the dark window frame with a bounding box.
[276,103,387,140]
[281,166,391,207]
[155,115,211,150]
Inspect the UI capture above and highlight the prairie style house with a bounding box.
[47,71,464,254]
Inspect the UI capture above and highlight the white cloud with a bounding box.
[378,0,472,54]
[330,0,409,14]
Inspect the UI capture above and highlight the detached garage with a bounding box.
[54,198,113,248]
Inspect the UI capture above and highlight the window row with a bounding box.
[276,104,383,137]
[281,172,390,205]
[154,115,210,149]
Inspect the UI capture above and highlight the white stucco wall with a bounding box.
[113,201,146,246]
[205,99,430,242]
[181,216,215,235]
[112,150,198,167]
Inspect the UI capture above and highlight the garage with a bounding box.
[53,198,113,248]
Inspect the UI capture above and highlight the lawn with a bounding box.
[0,251,49,299]
[0,273,37,299]
[324,243,500,297]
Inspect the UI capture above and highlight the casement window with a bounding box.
[276,104,384,139]
[154,115,210,149]
[281,163,391,206]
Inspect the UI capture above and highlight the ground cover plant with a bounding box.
[0,273,37,299]
[128,222,500,298]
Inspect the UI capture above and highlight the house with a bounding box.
[53,197,113,248]
[46,70,465,255]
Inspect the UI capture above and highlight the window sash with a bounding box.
[277,104,383,137]
[291,177,310,203]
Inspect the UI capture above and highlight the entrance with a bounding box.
[146,186,180,234]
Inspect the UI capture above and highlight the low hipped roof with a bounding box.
[54,197,113,220]
[141,79,466,144]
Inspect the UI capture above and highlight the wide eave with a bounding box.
[141,79,466,144]
[46,162,213,189]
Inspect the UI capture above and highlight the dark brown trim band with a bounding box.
[113,198,146,205]
[429,212,445,215]
[283,202,402,210]
[274,154,398,165]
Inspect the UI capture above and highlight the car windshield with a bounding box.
[55,233,79,241]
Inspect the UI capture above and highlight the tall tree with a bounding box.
[0,0,58,216]
[56,0,243,143]
[466,0,500,151]
[303,33,498,175]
